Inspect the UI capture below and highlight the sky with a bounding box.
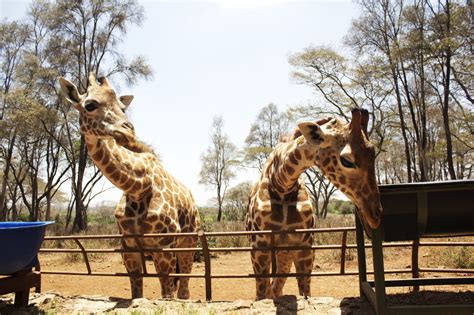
[1,0,359,206]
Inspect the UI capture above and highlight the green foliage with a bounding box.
[327,199,355,215]
[289,0,473,183]
[222,181,253,222]
[0,0,152,228]
[243,103,292,170]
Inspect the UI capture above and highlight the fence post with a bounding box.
[74,239,92,274]
[412,239,420,292]
[198,230,212,301]
[340,231,348,275]
[355,215,367,298]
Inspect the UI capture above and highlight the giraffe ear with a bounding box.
[298,122,324,145]
[59,77,83,105]
[119,95,134,109]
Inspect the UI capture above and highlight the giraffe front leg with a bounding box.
[251,250,272,300]
[293,249,314,298]
[271,250,292,298]
[152,251,176,298]
[175,236,197,299]
[122,252,144,299]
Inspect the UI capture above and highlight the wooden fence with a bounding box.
[39,227,474,300]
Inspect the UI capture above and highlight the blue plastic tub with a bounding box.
[0,221,53,275]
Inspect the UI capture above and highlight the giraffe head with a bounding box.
[298,108,382,229]
[59,73,136,148]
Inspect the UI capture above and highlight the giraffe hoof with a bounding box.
[177,292,190,300]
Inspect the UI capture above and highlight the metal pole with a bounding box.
[412,239,420,292]
[340,230,348,275]
[198,230,212,301]
[355,214,367,297]
[372,226,387,315]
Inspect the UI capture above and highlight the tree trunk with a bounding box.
[321,198,330,219]
[72,136,88,232]
[216,183,223,222]
[442,0,457,180]
[0,135,16,221]
[390,59,413,182]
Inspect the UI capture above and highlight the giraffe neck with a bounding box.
[266,138,316,196]
[85,136,153,199]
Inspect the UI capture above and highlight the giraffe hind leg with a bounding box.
[151,251,176,298]
[175,236,197,299]
[251,249,272,300]
[122,252,144,299]
[271,250,292,298]
[293,249,314,298]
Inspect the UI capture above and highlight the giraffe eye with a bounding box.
[85,101,99,112]
[340,156,357,169]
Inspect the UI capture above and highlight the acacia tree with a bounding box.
[47,0,151,231]
[0,21,30,221]
[290,0,473,184]
[288,46,392,213]
[243,103,291,170]
[304,168,337,218]
[199,117,239,222]
[0,0,151,230]
[222,181,253,221]
[346,0,472,182]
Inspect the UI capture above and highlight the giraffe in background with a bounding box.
[246,108,382,300]
[59,73,200,299]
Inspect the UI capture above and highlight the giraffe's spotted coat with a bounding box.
[246,110,382,300]
[59,74,201,300]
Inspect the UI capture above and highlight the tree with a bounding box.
[46,0,151,232]
[0,21,30,221]
[199,117,239,222]
[289,0,473,185]
[304,168,337,219]
[222,181,253,221]
[0,0,152,230]
[244,103,292,170]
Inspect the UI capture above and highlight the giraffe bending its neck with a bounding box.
[59,73,201,299]
[246,108,382,300]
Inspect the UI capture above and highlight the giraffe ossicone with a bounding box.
[59,73,201,299]
[246,108,382,300]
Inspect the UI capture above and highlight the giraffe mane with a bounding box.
[122,138,155,155]
[278,128,302,143]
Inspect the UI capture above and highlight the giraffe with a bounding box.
[59,73,201,299]
[246,108,382,300]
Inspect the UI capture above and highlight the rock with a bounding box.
[131,297,149,308]
[61,296,117,313]
[0,293,374,315]
[30,293,57,305]
[224,299,252,311]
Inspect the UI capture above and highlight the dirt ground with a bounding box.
[37,250,473,301]
[0,250,472,314]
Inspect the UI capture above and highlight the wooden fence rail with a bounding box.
[39,227,474,301]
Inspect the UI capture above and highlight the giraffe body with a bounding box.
[246,109,382,300]
[59,74,200,299]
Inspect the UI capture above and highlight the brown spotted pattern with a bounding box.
[246,108,382,300]
[59,74,201,300]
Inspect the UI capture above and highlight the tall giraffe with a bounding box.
[246,108,382,300]
[59,74,201,299]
